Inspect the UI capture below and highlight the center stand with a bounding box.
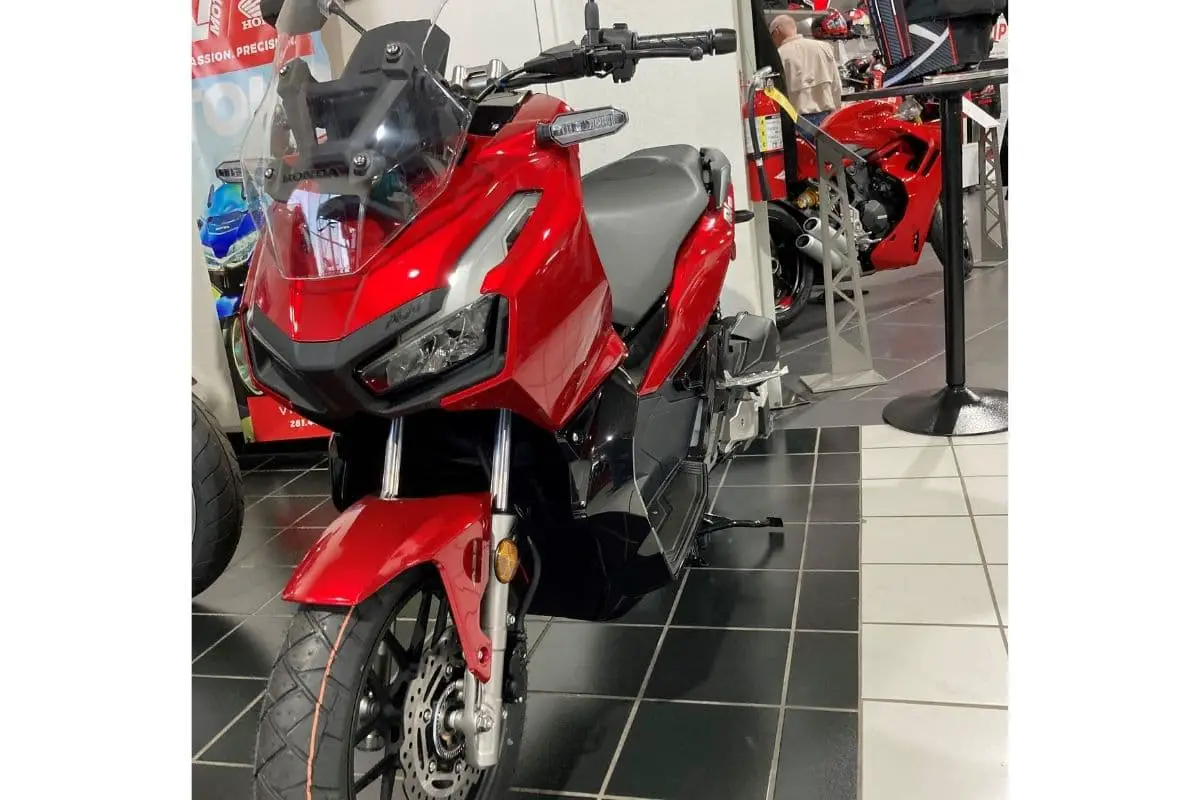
[849,69,1009,436]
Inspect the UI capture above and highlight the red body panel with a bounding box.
[244,93,625,431]
[439,99,625,428]
[283,494,495,682]
[640,188,736,395]
[792,100,944,270]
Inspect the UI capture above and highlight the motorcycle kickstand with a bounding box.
[694,513,786,556]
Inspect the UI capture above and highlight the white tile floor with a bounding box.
[859,424,1009,800]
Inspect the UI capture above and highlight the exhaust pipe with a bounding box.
[801,216,849,249]
[797,233,847,272]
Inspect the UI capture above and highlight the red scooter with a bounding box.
[769,93,972,328]
[240,2,781,797]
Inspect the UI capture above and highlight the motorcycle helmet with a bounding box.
[812,10,851,40]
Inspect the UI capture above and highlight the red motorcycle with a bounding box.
[768,92,972,328]
[240,1,781,797]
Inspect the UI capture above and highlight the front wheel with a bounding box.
[768,204,816,331]
[929,201,975,280]
[253,567,526,800]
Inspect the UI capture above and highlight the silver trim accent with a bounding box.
[719,365,789,389]
[380,418,403,499]
[444,193,540,315]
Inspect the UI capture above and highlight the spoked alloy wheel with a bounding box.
[768,204,814,330]
[253,568,526,800]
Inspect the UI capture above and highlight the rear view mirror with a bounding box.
[267,0,329,35]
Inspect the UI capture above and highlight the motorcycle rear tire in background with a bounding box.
[191,394,244,597]
[253,567,527,800]
[769,204,816,330]
[929,200,975,280]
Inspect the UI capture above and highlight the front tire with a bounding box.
[253,568,526,800]
[929,201,975,280]
[768,204,816,330]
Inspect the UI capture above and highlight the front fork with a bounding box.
[458,408,515,768]
[371,411,515,769]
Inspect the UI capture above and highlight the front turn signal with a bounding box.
[494,538,520,584]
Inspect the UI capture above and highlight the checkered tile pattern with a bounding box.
[192,425,1008,799]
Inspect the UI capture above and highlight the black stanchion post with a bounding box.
[941,93,967,390]
[879,87,1007,437]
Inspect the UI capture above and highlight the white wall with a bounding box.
[331,0,771,318]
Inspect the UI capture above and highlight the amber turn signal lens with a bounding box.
[494,538,520,584]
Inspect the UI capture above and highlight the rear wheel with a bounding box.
[253,567,526,800]
[768,204,815,330]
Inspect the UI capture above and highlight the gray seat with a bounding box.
[582,145,711,328]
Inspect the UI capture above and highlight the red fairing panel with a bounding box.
[862,135,942,269]
[282,494,496,682]
[639,189,736,396]
[792,101,944,270]
[243,92,625,431]
[441,94,626,429]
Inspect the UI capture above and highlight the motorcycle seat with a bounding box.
[582,145,711,328]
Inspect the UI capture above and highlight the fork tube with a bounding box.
[380,418,403,500]
[462,409,515,769]
[490,409,512,511]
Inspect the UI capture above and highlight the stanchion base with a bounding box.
[882,385,1008,436]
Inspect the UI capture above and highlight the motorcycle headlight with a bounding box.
[893,98,923,122]
[358,294,500,395]
[203,245,220,269]
[222,230,259,268]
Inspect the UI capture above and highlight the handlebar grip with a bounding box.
[711,28,738,55]
[636,28,737,56]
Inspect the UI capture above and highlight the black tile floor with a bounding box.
[192,429,862,800]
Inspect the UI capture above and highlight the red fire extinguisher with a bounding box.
[742,72,790,203]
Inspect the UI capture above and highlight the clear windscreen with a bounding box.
[241,0,465,280]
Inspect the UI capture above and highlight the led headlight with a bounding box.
[203,244,220,269]
[359,294,498,394]
[221,230,259,268]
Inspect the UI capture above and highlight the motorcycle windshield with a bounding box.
[241,0,465,281]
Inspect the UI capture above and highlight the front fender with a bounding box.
[283,493,495,682]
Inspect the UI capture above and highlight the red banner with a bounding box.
[192,0,314,79]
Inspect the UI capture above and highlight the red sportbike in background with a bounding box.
[769,93,972,328]
[239,1,782,798]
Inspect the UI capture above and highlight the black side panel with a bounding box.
[725,312,781,377]
[534,370,672,621]
[622,302,669,385]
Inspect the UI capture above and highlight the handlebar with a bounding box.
[498,23,738,95]
[635,28,738,57]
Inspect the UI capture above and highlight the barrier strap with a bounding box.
[763,85,799,123]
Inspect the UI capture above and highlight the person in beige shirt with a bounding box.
[769,13,842,142]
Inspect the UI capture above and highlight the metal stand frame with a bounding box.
[798,126,887,394]
[961,92,1008,268]
[975,121,1008,268]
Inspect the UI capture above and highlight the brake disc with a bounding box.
[398,634,484,800]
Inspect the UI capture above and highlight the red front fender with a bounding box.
[283,493,495,682]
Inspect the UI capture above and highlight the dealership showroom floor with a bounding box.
[193,255,1009,799]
